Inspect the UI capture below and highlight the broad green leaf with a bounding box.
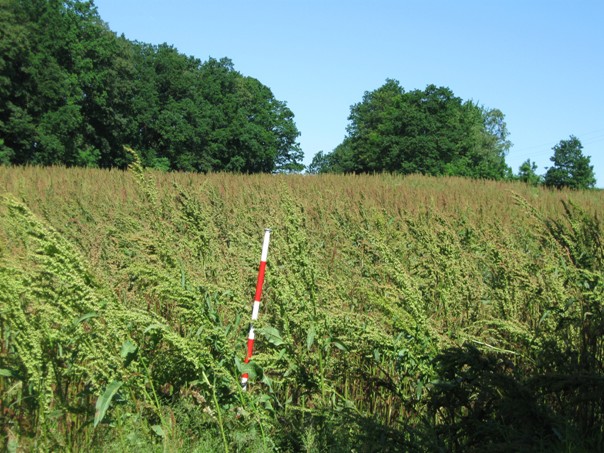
[151,424,164,437]
[373,349,381,362]
[306,325,316,351]
[7,433,17,453]
[261,373,274,392]
[94,380,123,427]
[258,395,273,410]
[332,341,347,352]
[235,357,261,380]
[120,339,137,358]
[256,326,285,346]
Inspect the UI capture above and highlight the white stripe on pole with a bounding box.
[261,234,270,262]
[251,301,261,320]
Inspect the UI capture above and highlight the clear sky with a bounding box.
[94,0,604,185]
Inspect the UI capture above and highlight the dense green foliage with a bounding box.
[544,135,596,190]
[1,165,604,451]
[312,80,512,179]
[0,0,303,172]
[517,158,542,186]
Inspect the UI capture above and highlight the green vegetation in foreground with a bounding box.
[1,165,604,452]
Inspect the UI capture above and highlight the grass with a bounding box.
[1,165,603,451]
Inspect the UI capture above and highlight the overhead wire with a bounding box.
[509,128,604,161]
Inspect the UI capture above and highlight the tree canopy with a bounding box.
[313,80,512,179]
[544,136,596,189]
[0,0,303,172]
[517,159,541,186]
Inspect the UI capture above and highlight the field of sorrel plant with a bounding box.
[1,162,603,452]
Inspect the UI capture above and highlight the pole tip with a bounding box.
[264,228,272,232]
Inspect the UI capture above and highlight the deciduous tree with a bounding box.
[517,159,541,186]
[316,80,511,179]
[544,136,596,189]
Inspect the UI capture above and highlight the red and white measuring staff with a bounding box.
[241,228,271,390]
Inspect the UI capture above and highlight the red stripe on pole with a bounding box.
[245,338,254,362]
[254,261,267,302]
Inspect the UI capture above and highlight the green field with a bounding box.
[1,165,603,452]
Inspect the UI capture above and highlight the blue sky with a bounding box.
[94,0,604,185]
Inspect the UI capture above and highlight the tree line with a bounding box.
[0,0,597,187]
[0,0,304,172]
[309,79,596,189]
